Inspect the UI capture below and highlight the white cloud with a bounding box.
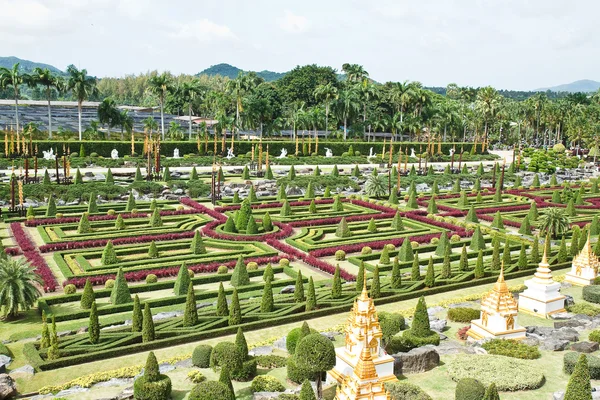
[170,19,237,42]
[278,10,309,34]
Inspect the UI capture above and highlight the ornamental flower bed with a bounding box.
[202,220,293,241]
[287,212,395,228]
[10,222,57,292]
[179,197,227,221]
[24,209,201,227]
[216,198,337,212]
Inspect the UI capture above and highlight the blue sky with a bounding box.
[0,0,596,90]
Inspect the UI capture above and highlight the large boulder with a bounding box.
[540,339,570,352]
[393,346,440,374]
[570,341,600,354]
[0,374,17,399]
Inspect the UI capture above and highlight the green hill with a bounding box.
[0,56,64,75]
[534,79,600,93]
[197,63,286,81]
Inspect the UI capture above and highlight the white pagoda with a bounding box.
[327,274,397,387]
[565,232,600,286]
[519,245,566,317]
[467,263,526,340]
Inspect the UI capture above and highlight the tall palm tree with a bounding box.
[342,63,369,84]
[29,68,62,138]
[336,87,360,141]
[0,63,29,133]
[143,116,158,138]
[0,258,43,319]
[119,110,134,140]
[313,82,338,138]
[360,82,378,140]
[387,81,414,139]
[97,98,119,138]
[179,80,203,139]
[538,207,570,239]
[147,73,172,140]
[67,65,97,141]
[475,86,500,145]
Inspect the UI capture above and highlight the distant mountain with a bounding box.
[0,56,64,75]
[197,63,286,82]
[535,79,600,93]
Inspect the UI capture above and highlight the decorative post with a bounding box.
[10,174,15,212]
[491,162,497,188]
[458,151,463,172]
[18,179,23,216]
[55,157,60,184]
[388,140,393,168]
[4,133,7,157]
[213,131,217,156]
[221,131,226,156]
[381,138,386,159]
[295,135,299,156]
[315,136,319,154]
[450,145,455,172]
[251,144,255,162]
[62,155,67,184]
[404,152,408,173]
[230,131,235,154]
[34,156,38,181]
[211,162,216,205]
[131,131,135,156]
[418,144,422,173]
[24,158,29,184]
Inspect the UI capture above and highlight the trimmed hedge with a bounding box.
[564,351,600,379]
[192,344,213,368]
[455,378,486,400]
[188,381,231,400]
[583,285,600,304]
[250,375,285,393]
[384,381,432,400]
[447,307,480,323]
[482,339,541,360]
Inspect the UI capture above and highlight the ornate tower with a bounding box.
[565,232,600,286]
[519,245,566,317]
[467,263,526,340]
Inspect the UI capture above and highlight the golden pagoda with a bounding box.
[467,263,526,340]
[565,231,600,286]
[519,244,566,317]
[328,273,397,387]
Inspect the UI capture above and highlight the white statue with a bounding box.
[226,147,235,159]
[368,147,376,158]
[42,148,56,160]
[410,148,417,158]
[173,148,180,159]
[278,148,288,159]
[111,149,119,160]
[449,147,455,157]
[325,148,333,158]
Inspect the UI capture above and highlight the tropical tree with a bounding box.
[118,110,134,140]
[98,98,120,138]
[0,63,29,133]
[336,86,360,140]
[475,86,501,145]
[29,68,63,138]
[143,116,159,137]
[365,174,388,198]
[0,258,43,319]
[538,207,570,239]
[313,82,338,138]
[67,65,98,140]
[178,79,204,139]
[147,72,172,140]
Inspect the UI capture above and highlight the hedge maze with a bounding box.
[10,168,600,373]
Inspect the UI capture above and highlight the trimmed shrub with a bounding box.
[64,284,76,295]
[567,303,600,317]
[145,274,158,284]
[564,351,600,379]
[250,375,285,393]
[231,357,258,381]
[447,307,480,323]
[80,279,95,309]
[564,353,592,400]
[482,339,541,359]
[187,370,206,384]
[286,323,316,354]
[583,286,600,304]
[247,262,259,271]
[110,268,131,305]
[104,279,115,289]
[142,303,155,342]
[210,341,243,372]
[455,378,486,400]
[384,381,432,400]
[188,381,231,400]
[101,240,118,265]
[174,263,191,296]
[588,330,600,343]
[379,312,405,346]
[286,355,315,384]
[335,250,346,261]
[192,344,213,368]
[361,246,372,255]
[230,256,250,287]
[133,352,172,400]
[217,265,228,274]
[255,355,288,369]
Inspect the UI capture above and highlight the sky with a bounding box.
[0,0,597,91]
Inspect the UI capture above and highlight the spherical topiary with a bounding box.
[217,266,228,274]
[361,246,372,255]
[104,279,115,289]
[286,324,318,354]
[286,355,315,384]
[188,381,231,400]
[188,269,195,278]
[280,258,290,267]
[411,241,420,249]
[450,234,461,243]
[553,143,566,153]
[250,375,285,393]
[90,152,99,157]
[455,378,486,400]
[385,244,395,251]
[107,209,116,216]
[335,250,346,261]
[246,262,258,271]
[63,284,77,295]
[192,344,213,368]
[209,342,243,372]
[145,274,158,284]
[430,237,439,245]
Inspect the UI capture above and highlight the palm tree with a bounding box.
[336,87,360,141]
[0,63,29,133]
[388,81,414,129]
[147,73,172,140]
[98,98,119,139]
[538,207,570,239]
[360,82,378,140]
[313,82,338,138]
[342,63,369,83]
[0,258,43,319]
[118,110,134,140]
[226,72,262,140]
[365,174,388,198]
[84,120,101,140]
[476,86,500,145]
[178,80,203,140]
[143,116,158,138]
[167,121,183,140]
[29,68,62,138]
[67,65,97,141]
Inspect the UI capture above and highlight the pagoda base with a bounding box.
[467,320,526,341]
[327,349,397,386]
[518,292,566,318]
[564,273,596,287]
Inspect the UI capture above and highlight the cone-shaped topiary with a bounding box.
[261,212,273,232]
[453,178,461,193]
[427,196,438,214]
[40,315,50,349]
[435,232,449,257]
[331,264,342,299]
[410,296,432,337]
[261,278,274,312]
[142,303,155,342]
[115,214,125,230]
[191,231,206,254]
[332,164,339,177]
[230,256,250,287]
[80,279,95,309]
[280,200,292,216]
[133,351,172,400]
[190,167,198,180]
[75,168,83,184]
[288,165,296,180]
[465,205,479,223]
[148,240,159,258]
[223,215,238,233]
[391,257,402,288]
[332,195,344,211]
[277,183,287,201]
[232,191,241,204]
[371,265,381,298]
[132,294,143,332]
[219,367,235,400]
[163,166,171,181]
[305,277,316,312]
[335,217,352,238]
[459,244,469,271]
[45,195,57,217]
[519,215,532,235]
[88,301,100,344]
[228,288,241,325]
[379,245,390,264]
[474,178,481,191]
[423,256,435,287]
[552,190,561,203]
[564,354,592,400]
[407,190,418,209]
[134,167,143,182]
[248,185,258,203]
[324,186,331,197]
[457,190,469,208]
[474,250,484,278]
[126,193,136,213]
[293,270,305,303]
[528,201,538,221]
[490,238,501,271]
[263,263,274,282]
[571,226,581,257]
[492,211,504,229]
[314,165,321,176]
[77,212,92,234]
[558,236,568,263]
[399,238,414,262]
[216,282,229,316]
[441,245,452,278]
[305,182,315,199]
[183,282,198,327]
[482,382,500,400]
[502,240,512,266]
[391,211,404,231]
[517,243,528,270]
[110,267,131,304]
[43,169,51,185]
[476,191,483,203]
[246,214,259,234]
[469,226,486,251]
[101,240,118,265]
[265,164,274,179]
[174,263,191,296]
[242,165,250,179]
[411,253,421,280]
[352,164,361,178]
[149,208,162,227]
[566,199,576,217]
[531,235,540,264]
[87,192,98,214]
[308,199,317,214]
[299,379,317,400]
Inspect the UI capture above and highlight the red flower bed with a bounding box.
[287,212,395,228]
[266,239,356,281]
[179,197,227,222]
[5,247,20,256]
[63,255,288,288]
[24,209,200,227]
[10,223,57,292]
[349,199,397,213]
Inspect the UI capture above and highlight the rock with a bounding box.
[473,347,488,355]
[57,330,71,338]
[0,357,10,368]
[117,386,134,400]
[9,364,34,377]
[433,341,476,355]
[249,346,273,356]
[174,189,184,195]
[570,341,599,353]
[93,378,134,388]
[564,294,575,306]
[556,328,580,342]
[273,337,287,351]
[153,311,183,321]
[321,331,339,341]
[427,306,445,315]
[0,374,16,400]
[55,386,88,397]
[521,337,540,347]
[158,363,175,374]
[550,312,575,320]
[77,326,89,334]
[553,391,565,400]
[554,319,587,329]
[393,346,440,374]
[429,318,447,332]
[174,358,193,368]
[448,302,475,309]
[253,392,285,400]
[540,339,569,351]
[280,285,295,294]
[573,314,593,321]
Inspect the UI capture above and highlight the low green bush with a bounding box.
[384,381,432,400]
[188,381,231,400]
[589,330,600,343]
[447,307,480,323]
[104,279,115,289]
[401,331,440,348]
[286,326,317,354]
[145,274,158,284]
[482,339,541,360]
[247,262,258,271]
[567,303,600,316]
[335,250,346,261]
[361,246,372,255]
[280,258,290,267]
[454,378,485,400]
[250,375,285,393]
[231,357,257,381]
[187,370,206,384]
[447,354,545,391]
[217,266,228,274]
[210,342,242,372]
[583,286,600,304]
[63,284,77,295]
[255,355,288,368]
[133,375,172,400]
[192,344,213,368]
[564,351,600,379]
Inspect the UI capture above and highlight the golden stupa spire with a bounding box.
[482,261,519,315]
[532,237,555,285]
[359,269,369,301]
[353,332,377,380]
[541,240,549,265]
[572,228,600,274]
